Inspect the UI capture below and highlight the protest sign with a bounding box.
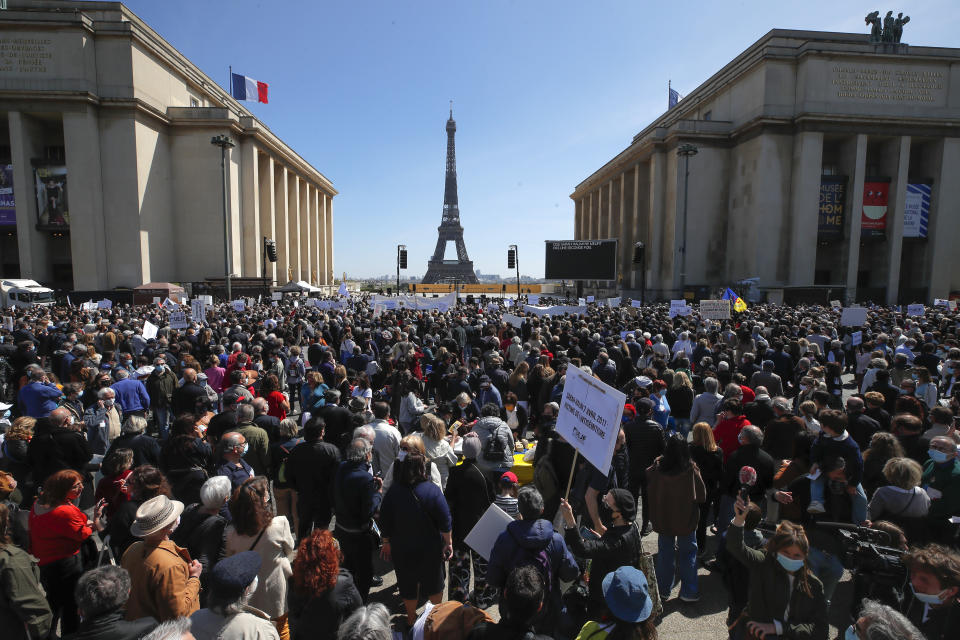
[527,294,540,305]
[98,299,113,310]
[670,300,692,318]
[168,311,188,329]
[2,317,12,331]
[191,299,205,321]
[162,298,179,311]
[437,301,449,312]
[852,330,862,346]
[586,295,595,303]
[338,283,348,296]
[608,297,621,308]
[577,298,586,306]
[464,503,514,561]
[907,304,924,317]
[699,299,730,320]
[152,297,161,306]
[934,298,949,308]
[504,298,513,308]
[830,300,841,309]
[232,300,245,312]
[271,292,282,301]
[631,300,643,308]
[143,321,159,340]
[503,313,523,328]
[555,364,626,477]
[200,295,213,305]
[840,307,868,327]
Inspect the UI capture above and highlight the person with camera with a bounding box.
[900,543,960,640]
[921,435,960,543]
[726,495,827,640]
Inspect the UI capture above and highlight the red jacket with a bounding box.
[713,415,751,462]
[29,503,92,565]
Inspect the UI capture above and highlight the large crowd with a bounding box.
[0,295,958,640]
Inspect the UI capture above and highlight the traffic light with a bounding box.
[632,242,645,265]
[507,248,516,269]
[399,249,407,269]
[265,239,278,263]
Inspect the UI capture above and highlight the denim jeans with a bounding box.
[656,530,698,598]
[716,493,736,536]
[154,406,171,440]
[807,546,844,602]
[809,478,868,524]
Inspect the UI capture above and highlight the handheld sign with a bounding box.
[528,294,540,305]
[232,300,245,312]
[907,304,924,317]
[608,297,621,308]
[586,295,595,303]
[555,364,626,477]
[98,299,113,310]
[464,503,514,561]
[851,330,862,346]
[503,313,523,329]
[271,292,282,301]
[168,311,188,330]
[143,321,159,340]
[191,299,205,321]
[2,317,12,332]
[699,299,730,320]
[840,307,868,327]
[631,300,643,308]
[830,300,841,309]
[578,298,586,306]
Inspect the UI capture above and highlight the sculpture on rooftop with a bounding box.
[865,10,909,44]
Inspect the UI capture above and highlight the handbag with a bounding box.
[631,520,663,620]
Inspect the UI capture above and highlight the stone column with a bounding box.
[630,163,641,289]
[927,139,960,300]
[844,134,868,303]
[885,136,911,306]
[574,199,582,240]
[240,141,261,277]
[618,171,629,290]
[288,174,301,281]
[648,150,666,295]
[299,178,310,281]
[586,192,594,238]
[787,131,824,286]
[326,194,334,285]
[275,165,289,283]
[62,109,109,289]
[317,192,327,286]
[7,111,52,283]
[313,188,321,285]
[258,154,276,285]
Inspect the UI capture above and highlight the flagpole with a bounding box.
[229,65,232,94]
[668,79,671,109]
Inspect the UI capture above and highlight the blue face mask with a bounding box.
[911,584,946,605]
[776,553,805,573]
[844,625,858,640]
[241,443,249,456]
[928,449,951,464]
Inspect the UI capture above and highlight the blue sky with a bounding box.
[120,0,957,279]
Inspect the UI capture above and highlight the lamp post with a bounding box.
[211,134,235,301]
[509,244,521,309]
[396,244,406,295]
[677,143,698,298]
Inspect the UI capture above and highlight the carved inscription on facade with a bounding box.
[0,38,53,73]
[832,65,944,103]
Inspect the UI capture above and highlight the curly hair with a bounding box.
[40,469,85,506]
[128,465,172,501]
[902,543,960,589]
[6,416,35,441]
[292,529,340,596]
[229,476,272,537]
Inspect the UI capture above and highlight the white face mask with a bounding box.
[396,450,408,462]
[246,576,259,599]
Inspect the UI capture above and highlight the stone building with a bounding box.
[0,1,335,291]
[570,29,960,304]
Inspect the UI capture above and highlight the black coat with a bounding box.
[285,440,341,509]
[622,418,665,488]
[846,411,881,451]
[316,405,353,452]
[105,432,161,469]
[444,460,494,544]
[65,611,157,640]
[722,444,774,500]
[288,570,362,640]
[26,424,92,484]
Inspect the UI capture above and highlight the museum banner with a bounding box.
[34,165,70,229]
[818,176,846,239]
[861,179,890,239]
[903,182,931,239]
[0,165,14,226]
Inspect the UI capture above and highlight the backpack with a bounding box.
[276,444,292,484]
[509,531,554,595]
[482,426,507,462]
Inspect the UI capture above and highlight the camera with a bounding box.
[830,525,906,585]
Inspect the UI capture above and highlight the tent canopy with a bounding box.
[277,280,322,293]
[134,282,185,293]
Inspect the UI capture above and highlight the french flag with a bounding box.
[231,72,269,104]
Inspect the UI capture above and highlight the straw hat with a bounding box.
[130,495,184,537]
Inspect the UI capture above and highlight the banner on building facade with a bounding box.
[34,165,70,229]
[903,183,931,238]
[0,165,15,226]
[818,176,846,239]
[861,179,890,239]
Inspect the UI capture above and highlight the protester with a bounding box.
[332,437,381,602]
[190,551,280,640]
[288,530,362,640]
[171,475,231,600]
[900,544,960,640]
[0,503,51,639]
[574,566,657,640]
[69,565,158,640]
[467,566,553,640]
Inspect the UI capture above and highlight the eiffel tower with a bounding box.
[422,105,479,284]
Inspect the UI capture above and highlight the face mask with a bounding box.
[844,625,859,640]
[241,443,249,456]
[911,583,947,605]
[505,404,515,412]
[397,449,408,462]
[246,576,259,599]
[776,553,805,573]
[77,390,84,398]
[104,399,115,407]
[599,501,616,528]
[170,516,180,533]
[928,449,951,464]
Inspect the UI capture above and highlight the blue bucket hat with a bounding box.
[602,566,653,623]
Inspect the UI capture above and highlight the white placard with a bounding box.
[384,300,397,310]
[200,295,213,305]
[670,299,692,318]
[840,307,868,327]
[232,300,246,312]
[437,301,449,312]
[934,298,949,308]
[81,301,97,312]
[699,299,731,320]
[907,304,925,317]
[168,311,188,329]
[152,297,161,305]
[578,298,586,306]
[271,292,282,301]
[142,321,159,340]
[586,295,595,303]
[464,503,515,561]
[555,364,626,476]
[851,330,862,346]
[2,316,13,331]
[503,313,524,328]
[191,299,205,320]
[631,300,643,308]
[830,300,841,309]
[504,298,513,308]
[98,299,113,309]
[372,302,385,317]
[527,294,540,305]
[608,297,621,308]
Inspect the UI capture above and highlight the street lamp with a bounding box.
[677,143,698,298]
[396,245,407,295]
[508,244,520,309]
[211,134,235,301]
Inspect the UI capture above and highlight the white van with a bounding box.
[0,279,55,308]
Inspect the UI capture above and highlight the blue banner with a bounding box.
[818,176,847,239]
[903,183,931,238]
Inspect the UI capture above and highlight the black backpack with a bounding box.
[482,426,507,462]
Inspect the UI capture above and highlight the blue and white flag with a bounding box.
[338,282,348,296]
[669,87,680,108]
[903,183,931,238]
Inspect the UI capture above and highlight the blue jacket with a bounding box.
[810,431,863,487]
[487,518,579,615]
[18,381,62,418]
[110,378,151,413]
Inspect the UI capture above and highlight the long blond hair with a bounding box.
[766,520,815,597]
[691,422,717,452]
